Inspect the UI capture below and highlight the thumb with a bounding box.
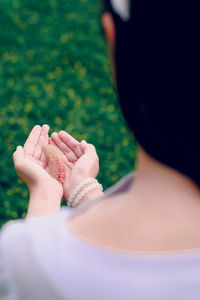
[84,143,96,154]
[83,143,98,161]
[13,146,25,168]
[80,140,87,153]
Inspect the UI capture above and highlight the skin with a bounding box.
[13,125,63,216]
[66,13,200,253]
[50,131,102,204]
[13,125,102,216]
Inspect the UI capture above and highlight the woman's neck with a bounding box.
[126,146,200,212]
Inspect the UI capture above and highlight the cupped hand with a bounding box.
[50,131,99,200]
[13,125,63,198]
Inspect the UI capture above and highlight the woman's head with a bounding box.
[100,0,200,186]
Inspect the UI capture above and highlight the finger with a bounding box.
[33,124,49,160]
[24,125,41,156]
[51,132,73,153]
[58,131,83,158]
[49,138,57,146]
[39,125,51,164]
[51,132,78,162]
[13,146,24,167]
[80,140,87,152]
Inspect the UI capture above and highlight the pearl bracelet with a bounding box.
[68,178,99,207]
[70,182,103,208]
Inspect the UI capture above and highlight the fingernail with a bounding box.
[51,132,57,137]
[43,124,49,129]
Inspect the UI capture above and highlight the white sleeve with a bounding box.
[0,221,20,300]
[0,211,67,300]
[0,208,73,300]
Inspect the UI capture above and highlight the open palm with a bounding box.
[13,125,63,198]
[50,131,99,200]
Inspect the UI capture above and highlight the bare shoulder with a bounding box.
[67,193,125,240]
[66,191,200,253]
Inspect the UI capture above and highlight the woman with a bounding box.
[1,0,200,299]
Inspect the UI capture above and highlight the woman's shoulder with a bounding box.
[66,188,133,254]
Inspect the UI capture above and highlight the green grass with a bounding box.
[0,0,137,227]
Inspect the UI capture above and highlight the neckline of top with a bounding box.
[58,171,200,262]
[60,206,200,263]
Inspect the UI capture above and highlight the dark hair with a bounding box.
[101,0,200,186]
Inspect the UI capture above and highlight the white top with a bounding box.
[1,172,200,300]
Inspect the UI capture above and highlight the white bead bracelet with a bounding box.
[68,178,103,208]
[71,182,103,208]
[68,178,102,208]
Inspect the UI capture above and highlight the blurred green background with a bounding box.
[0,0,137,227]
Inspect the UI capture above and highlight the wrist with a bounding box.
[64,176,89,200]
[79,188,103,206]
[27,182,62,216]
